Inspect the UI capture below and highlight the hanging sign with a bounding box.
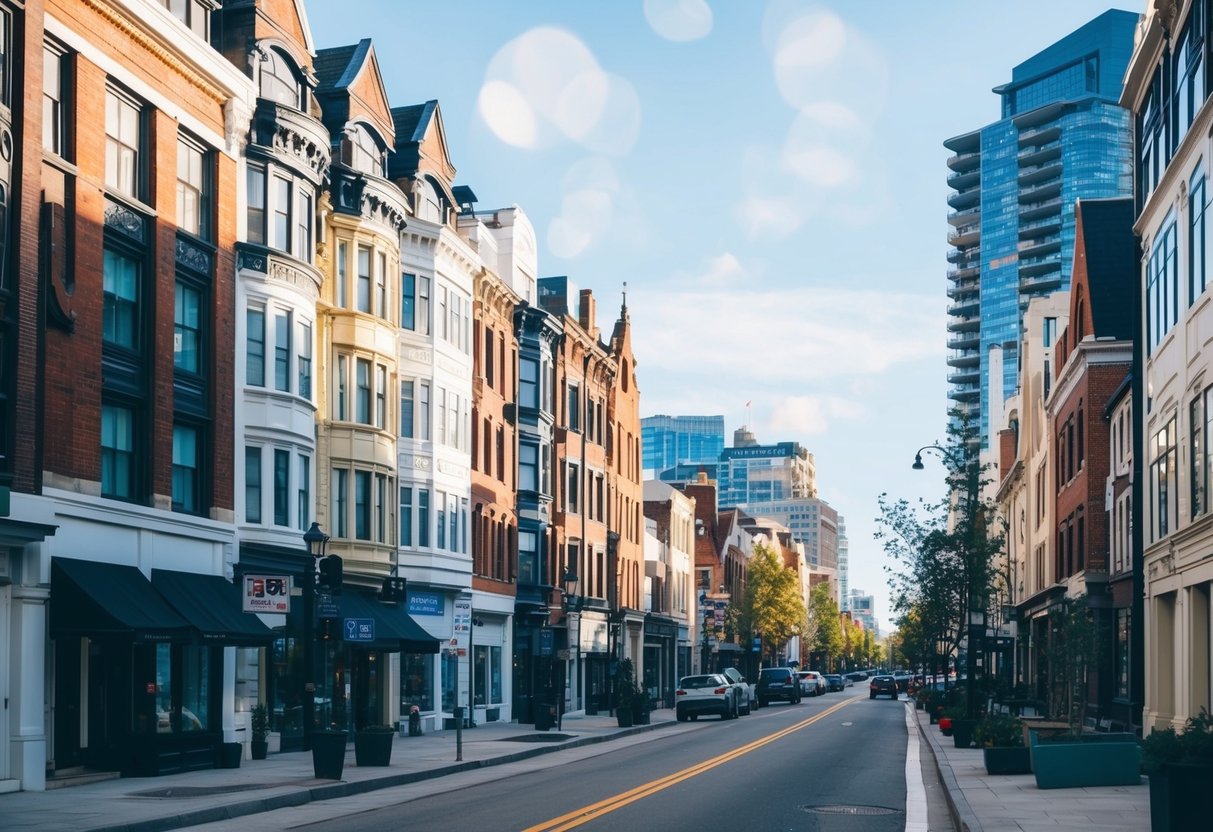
[243,575,290,613]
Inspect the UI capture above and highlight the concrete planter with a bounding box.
[1031,737,1141,789]
[1148,762,1213,832]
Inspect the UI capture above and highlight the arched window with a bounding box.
[259,48,303,109]
[416,178,443,223]
[342,124,383,176]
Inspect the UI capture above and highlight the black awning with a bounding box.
[151,569,274,646]
[338,592,440,654]
[51,557,194,643]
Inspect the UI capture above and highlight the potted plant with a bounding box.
[354,724,395,767]
[975,714,1030,774]
[311,729,348,780]
[615,658,639,728]
[1143,709,1213,831]
[250,703,269,760]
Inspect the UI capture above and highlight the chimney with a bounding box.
[579,289,597,337]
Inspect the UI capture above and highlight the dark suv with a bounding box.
[756,667,802,706]
[869,675,899,699]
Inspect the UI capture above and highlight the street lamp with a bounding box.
[301,521,329,751]
[559,568,580,730]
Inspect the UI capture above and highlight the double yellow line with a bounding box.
[523,696,861,832]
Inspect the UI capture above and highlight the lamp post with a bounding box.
[301,521,329,751]
[559,568,580,730]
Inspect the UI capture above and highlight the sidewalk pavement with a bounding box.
[1,709,680,832]
[913,703,1151,832]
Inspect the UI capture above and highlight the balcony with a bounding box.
[1019,214,1062,237]
[948,245,981,264]
[948,167,980,191]
[1018,158,1062,186]
[1019,267,1063,294]
[1018,235,1061,258]
[948,264,979,284]
[1020,252,1061,275]
[948,304,979,326]
[949,368,980,386]
[1019,196,1062,222]
[1019,177,1061,205]
[949,385,980,403]
[948,223,980,247]
[947,350,980,369]
[1018,124,1061,146]
[1017,140,1062,165]
[947,149,981,172]
[948,187,981,211]
[947,205,981,227]
[948,331,980,351]
[250,99,331,186]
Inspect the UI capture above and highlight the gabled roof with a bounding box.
[1073,197,1137,341]
[313,39,394,149]
[389,99,456,188]
[392,101,437,145]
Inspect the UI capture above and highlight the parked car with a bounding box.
[846,671,867,683]
[675,674,738,721]
[824,674,845,692]
[719,666,754,715]
[893,672,913,693]
[797,670,826,696]
[756,667,802,706]
[869,675,899,700]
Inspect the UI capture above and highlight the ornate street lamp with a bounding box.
[300,522,329,751]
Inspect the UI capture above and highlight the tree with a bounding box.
[737,541,805,666]
[806,582,844,671]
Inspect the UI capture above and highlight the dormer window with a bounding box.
[416,177,443,223]
[342,124,384,177]
[259,47,304,110]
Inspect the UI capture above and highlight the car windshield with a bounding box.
[759,669,788,679]
[680,675,718,688]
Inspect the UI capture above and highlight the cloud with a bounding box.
[767,395,868,436]
[549,189,614,259]
[478,28,641,154]
[696,252,747,287]
[737,195,804,241]
[644,0,714,42]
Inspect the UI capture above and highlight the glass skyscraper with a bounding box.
[944,9,1137,447]
[641,414,725,479]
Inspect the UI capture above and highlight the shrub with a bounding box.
[974,714,1024,748]
[1142,709,1213,773]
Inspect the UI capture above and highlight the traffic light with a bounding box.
[379,576,407,603]
[317,554,343,592]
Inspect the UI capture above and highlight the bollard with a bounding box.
[453,706,464,761]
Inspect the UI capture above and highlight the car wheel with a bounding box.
[758,697,768,708]
[740,698,751,716]
[870,693,876,699]
[677,710,688,722]
[690,714,698,721]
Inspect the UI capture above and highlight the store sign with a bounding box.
[242,575,290,613]
[580,619,609,653]
[450,597,472,648]
[408,591,444,616]
[344,618,375,642]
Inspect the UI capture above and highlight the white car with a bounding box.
[675,674,739,721]
[719,667,755,715]
[797,670,826,696]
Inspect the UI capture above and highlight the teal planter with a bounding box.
[983,746,1031,775]
[1031,738,1142,789]
[1149,763,1213,832]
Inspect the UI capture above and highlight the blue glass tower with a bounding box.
[641,414,725,480]
[944,10,1136,447]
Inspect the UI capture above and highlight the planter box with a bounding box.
[1148,762,1213,832]
[983,746,1031,775]
[952,719,976,749]
[354,731,394,767]
[311,731,348,780]
[1031,738,1142,789]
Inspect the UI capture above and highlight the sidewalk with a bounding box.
[1,709,680,832]
[913,704,1151,832]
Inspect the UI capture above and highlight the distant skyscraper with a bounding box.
[944,10,1136,447]
[641,414,724,479]
[717,434,816,507]
[838,516,849,609]
[849,589,876,635]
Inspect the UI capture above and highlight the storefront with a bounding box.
[643,614,678,708]
[49,558,272,777]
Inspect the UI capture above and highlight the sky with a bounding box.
[306,0,1135,633]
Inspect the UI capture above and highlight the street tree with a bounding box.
[737,541,805,667]
[806,582,844,671]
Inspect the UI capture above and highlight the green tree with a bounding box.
[806,582,844,671]
[737,541,805,666]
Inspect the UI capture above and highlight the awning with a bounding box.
[151,569,274,646]
[51,558,194,643]
[337,592,440,654]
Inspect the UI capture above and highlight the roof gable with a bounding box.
[314,40,395,148]
[389,100,456,186]
[1070,198,1137,343]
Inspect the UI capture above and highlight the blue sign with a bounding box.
[538,628,555,657]
[317,592,339,619]
[344,618,375,642]
[408,591,444,616]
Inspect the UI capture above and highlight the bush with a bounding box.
[251,703,269,743]
[974,714,1024,748]
[1142,709,1213,773]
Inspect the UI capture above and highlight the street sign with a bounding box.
[344,618,375,642]
[317,592,339,619]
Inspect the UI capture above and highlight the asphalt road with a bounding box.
[261,691,920,832]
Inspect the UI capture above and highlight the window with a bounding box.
[519,443,537,492]
[568,384,580,431]
[418,489,430,547]
[375,364,387,429]
[355,471,371,540]
[274,311,290,392]
[244,446,261,523]
[376,251,387,318]
[449,494,459,552]
[400,653,433,713]
[566,463,580,512]
[246,309,265,388]
[295,190,312,261]
[174,282,201,373]
[333,468,348,538]
[400,380,415,437]
[1043,317,1056,348]
[437,387,447,445]
[273,449,289,526]
[417,276,431,335]
[520,358,538,408]
[105,88,142,199]
[518,530,537,585]
[473,645,502,706]
[377,474,388,543]
[1194,395,1205,520]
[357,246,371,313]
[160,0,211,39]
[247,166,266,245]
[419,381,431,440]
[1115,608,1130,700]
[298,322,312,399]
[399,486,413,546]
[172,425,199,514]
[0,8,10,108]
[336,242,348,307]
[177,136,209,238]
[1148,220,1179,353]
[103,249,139,350]
[43,42,66,156]
[1192,172,1207,303]
[297,454,310,531]
[336,355,349,420]
[272,175,290,253]
[356,358,371,424]
[101,404,135,499]
[343,124,383,176]
[437,491,446,549]
[484,328,495,388]
[1151,416,1178,542]
[402,274,416,330]
[259,47,303,109]
[437,286,447,340]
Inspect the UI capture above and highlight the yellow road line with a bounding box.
[522,695,863,832]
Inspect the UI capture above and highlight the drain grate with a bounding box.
[802,804,902,816]
[130,783,277,798]
[500,733,575,743]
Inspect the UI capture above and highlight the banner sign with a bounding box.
[408,591,444,616]
[450,596,472,648]
[243,575,290,614]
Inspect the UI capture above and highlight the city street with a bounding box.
[184,692,948,832]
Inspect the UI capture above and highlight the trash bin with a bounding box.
[534,699,553,731]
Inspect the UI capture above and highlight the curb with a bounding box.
[83,721,678,832]
[912,705,983,832]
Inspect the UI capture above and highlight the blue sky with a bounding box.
[307,1,1133,632]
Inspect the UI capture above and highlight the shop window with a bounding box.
[401,653,433,712]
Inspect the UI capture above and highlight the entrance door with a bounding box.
[352,651,380,730]
[586,658,609,714]
[0,586,9,781]
[52,636,82,770]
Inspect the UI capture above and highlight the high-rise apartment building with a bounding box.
[641,414,725,480]
[717,432,816,507]
[838,516,849,610]
[944,10,1136,447]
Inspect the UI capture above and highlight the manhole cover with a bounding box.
[802,805,902,816]
[501,733,575,743]
[131,783,275,798]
